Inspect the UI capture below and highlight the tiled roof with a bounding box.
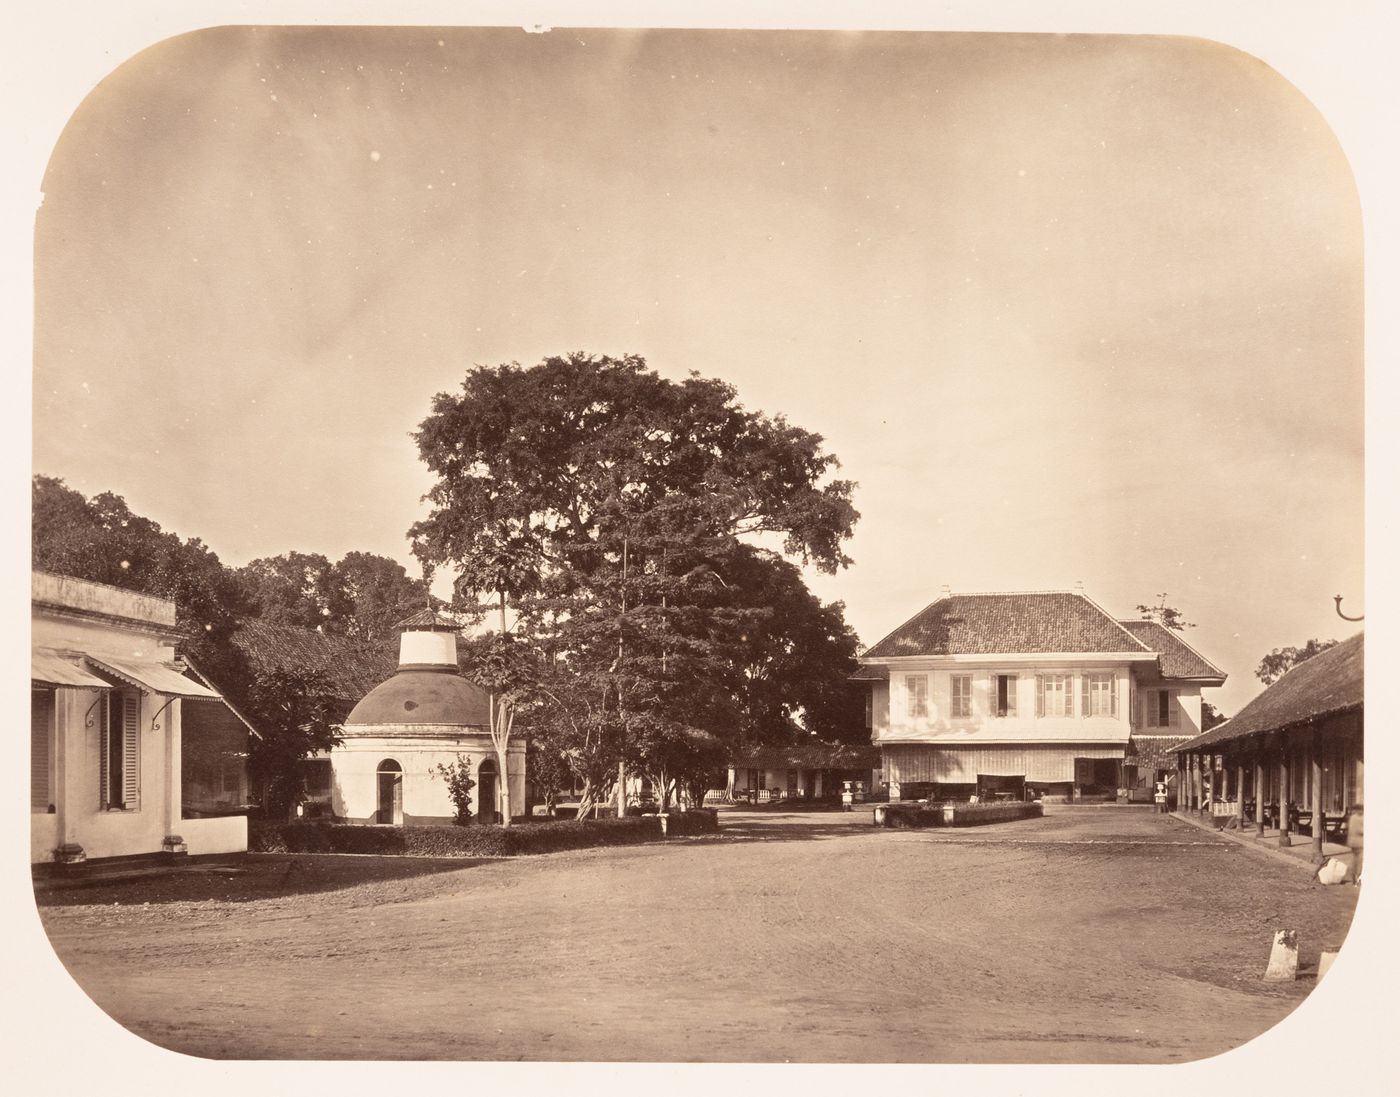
[848,664,888,681]
[861,592,1151,659]
[1172,632,1362,752]
[232,620,399,703]
[1117,620,1226,681]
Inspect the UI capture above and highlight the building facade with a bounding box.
[31,571,247,864]
[855,590,1226,802]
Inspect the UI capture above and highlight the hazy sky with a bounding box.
[33,27,1363,713]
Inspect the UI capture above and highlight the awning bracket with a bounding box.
[151,695,178,733]
[84,695,104,728]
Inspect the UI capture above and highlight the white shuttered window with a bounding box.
[100,690,141,811]
[950,674,972,719]
[1085,674,1117,717]
[1037,674,1072,717]
[905,675,929,719]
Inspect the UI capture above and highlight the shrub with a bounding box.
[248,811,720,858]
[432,756,476,826]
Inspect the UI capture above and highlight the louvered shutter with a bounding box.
[1005,674,1017,717]
[99,693,111,809]
[121,692,140,808]
[1167,690,1179,729]
[1079,675,1088,718]
[1111,677,1119,718]
[1036,676,1045,717]
[31,691,52,811]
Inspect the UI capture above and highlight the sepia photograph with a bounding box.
[15,2,1388,1082]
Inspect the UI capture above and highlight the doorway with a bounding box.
[376,759,403,825]
[478,757,499,824]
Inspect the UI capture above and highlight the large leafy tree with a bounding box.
[234,550,432,639]
[1255,639,1338,686]
[411,353,860,810]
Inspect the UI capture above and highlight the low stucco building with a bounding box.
[31,571,246,864]
[321,611,525,825]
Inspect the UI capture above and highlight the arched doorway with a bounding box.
[477,757,499,824]
[376,759,403,825]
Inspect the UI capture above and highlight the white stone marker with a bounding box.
[1264,929,1299,981]
[1317,949,1340,983]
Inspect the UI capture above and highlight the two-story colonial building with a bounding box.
[855,589,1226,802]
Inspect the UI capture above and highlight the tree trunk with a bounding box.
[575,778,597,821]
[617,759,627,818]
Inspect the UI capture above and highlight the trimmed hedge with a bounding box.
[873,800,1043,828]
[249,808,719,858]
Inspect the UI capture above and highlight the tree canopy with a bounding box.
[1255,638,1338,686]
[410,353,862,806]
[235,550,432,640]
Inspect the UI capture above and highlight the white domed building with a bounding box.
[326,611,525,825]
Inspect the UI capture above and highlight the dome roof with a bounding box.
[344,668,492,727]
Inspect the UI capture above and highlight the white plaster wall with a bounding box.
[31,813,58,862]
[329,735,526,824]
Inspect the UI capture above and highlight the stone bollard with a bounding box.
[1264,929,1299,981]
[872,804,887,827]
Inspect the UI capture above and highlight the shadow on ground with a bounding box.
[33,853,487,908]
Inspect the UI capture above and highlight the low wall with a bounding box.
[182,815,248,856]
[31,814,58,863]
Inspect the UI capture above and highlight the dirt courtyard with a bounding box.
[34,806,1358,1063]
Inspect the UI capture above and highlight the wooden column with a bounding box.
[1278,731,1291,847]
[1255,751,1266,836]
[1237,759,1246,828]
[1311,730,1325,863]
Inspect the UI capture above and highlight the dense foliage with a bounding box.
[410,353,862,809]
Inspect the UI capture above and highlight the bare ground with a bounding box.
[34,806,1358,1063]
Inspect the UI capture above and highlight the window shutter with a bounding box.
[99,693,111,809]
[1007,675,1017,717]
[1111,678,1119,718]
[31,691,52,811]
[1167,691,1179,729]
[121,692,140,808]
[1080,675,1088,717]
[1036,676,1045,717]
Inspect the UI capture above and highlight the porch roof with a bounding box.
[1171,632,1362,754]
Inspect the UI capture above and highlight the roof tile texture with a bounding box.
[862,592,1149,659]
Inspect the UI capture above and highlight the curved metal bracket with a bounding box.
[150,696,178,733]
[1334,595,1364,622]
[84,695,104,729]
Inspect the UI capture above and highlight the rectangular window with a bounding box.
[31,689,54,812]
[950,674,972,719]
[100,690,140,811]
[1153,690,1179,728]
[1037,674,1072,717]
[993,674,1018,717]
[1085,674,1117,717]
[864,688,873,730]
[905,675,929,719]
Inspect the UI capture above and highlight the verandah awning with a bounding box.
[32,648,112,689]
[84,654,223,700]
